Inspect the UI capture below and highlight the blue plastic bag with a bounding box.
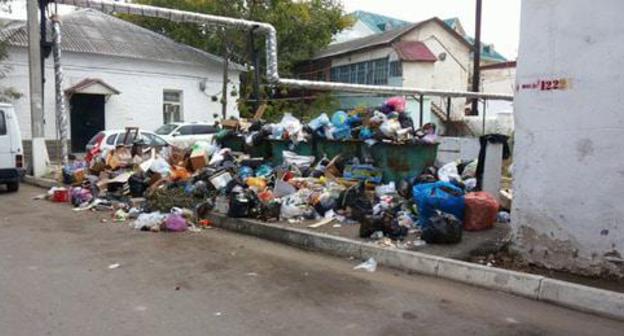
[412,181,465,228]
[331,111,349,127]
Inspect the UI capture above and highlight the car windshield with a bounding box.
[155,124,178,135]
[141,132,168,146]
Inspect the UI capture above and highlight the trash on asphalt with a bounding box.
[353,257,378,272]
[43,97,506,249]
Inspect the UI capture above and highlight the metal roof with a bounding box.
[0,9,245,71]
[313,17,472,60]
[351,10,411,33]
[393,41,437,62]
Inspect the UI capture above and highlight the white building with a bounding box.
[0,9,243,153]
[465,61,516,135]
[513,0,624,276]
[299,13,512,136]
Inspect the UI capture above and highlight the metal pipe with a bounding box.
[471,0,483,114]
[419,94,424,127]
[52,15,69,164]
[54,0,514,101]
[482,98,487,135]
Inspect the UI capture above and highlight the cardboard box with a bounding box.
[221,119,240,131]
[190,151,207,171]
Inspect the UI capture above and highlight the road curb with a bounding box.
[23,175,57,189]
[21,181,624,321]
[206,213,624,321]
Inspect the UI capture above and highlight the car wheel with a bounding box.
[7,182,19,192]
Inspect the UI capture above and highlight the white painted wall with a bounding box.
[402,62,434,89]
[512,0,624,276]
[402,21,471,120]
[437,136,480,164]
[1,47,240,140]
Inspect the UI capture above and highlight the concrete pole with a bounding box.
[482,142,503,202]
[27,0,49,176]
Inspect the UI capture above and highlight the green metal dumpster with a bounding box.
[219,134,245,152]
[268,139,315,165]
[369,142,439,183]
[221,135,271,158]
[245,139,272,158]
[315,139,362,161]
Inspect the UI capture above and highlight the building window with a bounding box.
[330,58,389,85]
[163,90,183,124]
[389,61,402,77]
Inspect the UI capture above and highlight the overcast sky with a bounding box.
[1,0,521,58]
[341,0,521,59]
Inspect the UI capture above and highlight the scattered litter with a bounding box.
[42,102,510,254]
[108,263,120,269]
[353,258,378,272]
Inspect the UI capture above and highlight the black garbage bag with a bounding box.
[338,181,370,209]
[383,216,409,240]
[421,210,463,244]
[398,112,414,129]
[359,214,383,238]
[128,174,148,197]
[228,191,253,218]
[258,201,281,221]
[195,200,215,220]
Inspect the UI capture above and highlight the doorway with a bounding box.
[70,94,105,153]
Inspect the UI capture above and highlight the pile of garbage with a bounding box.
[265,96,436,144]
[42,97,507,246]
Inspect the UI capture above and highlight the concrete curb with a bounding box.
[21,180,624,320]
[207,214,624,321]
[23,175,58,189]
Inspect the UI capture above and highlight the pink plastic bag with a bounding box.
[165,213,188,232]
[385,96,406,113]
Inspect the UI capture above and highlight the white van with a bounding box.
[0,103,24,192]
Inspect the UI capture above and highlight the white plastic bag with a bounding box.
[353,258,377,272]
[130,212,166,230]
[278,113,303,142]
[438,161,462,183]
[375,182,396,196]
[379,119,401,138]
[461,160,478,179]
[149,158,171,176]
[209,148,231,166]
[283,151,315,171]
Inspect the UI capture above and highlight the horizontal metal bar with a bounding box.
[54,0,514,101]
[278,79,513,101]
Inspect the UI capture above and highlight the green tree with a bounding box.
[0,0,22,102]
[122,0,351,119]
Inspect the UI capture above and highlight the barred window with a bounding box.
[329,58,389,85]
[389,61,402,77]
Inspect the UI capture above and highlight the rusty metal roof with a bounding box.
[0,9,245,71]
[393,41,437,62]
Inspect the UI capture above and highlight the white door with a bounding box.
[0,109,13,168]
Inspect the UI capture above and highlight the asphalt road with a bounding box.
[1,184,623,336]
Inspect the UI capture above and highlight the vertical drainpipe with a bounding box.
[471,0,483,117]
[52,15,69,165]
